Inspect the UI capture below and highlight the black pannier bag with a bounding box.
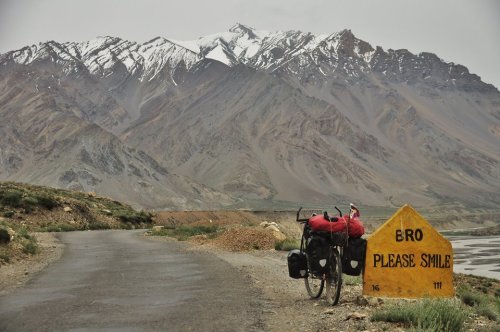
[306,235,330,275]
[342,237,367,276]
[287,249,308,279]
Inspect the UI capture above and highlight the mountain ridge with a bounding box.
[1,25,499,209]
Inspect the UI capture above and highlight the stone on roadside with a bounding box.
[356,295,369,306]
[152,226,164,232]
[63,206,72,213]
[345,312,367,320]
[366,297,384,306]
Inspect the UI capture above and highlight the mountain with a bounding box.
[1,24,499,209]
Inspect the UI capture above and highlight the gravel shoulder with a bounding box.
[0,232,64,296]
[192,245,389,332]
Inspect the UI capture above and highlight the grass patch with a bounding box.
[153,225,220,241]
[344,274,363,286]
[371,299,467,332]
[40,224,79,232]
[275,238,301,251]
[459,287,486,307]
[457,285,500,322]
[274,238,300,251]
[476,303,499,321]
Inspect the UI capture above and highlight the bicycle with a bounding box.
[295,207,347,306]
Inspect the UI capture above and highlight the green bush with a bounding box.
[459,288,486,307]
[88,221,111,230]
[2,211,14,218]
[115,210,152,224]
[22,196,39,206]
[1,190,23,208]
[371,299,467,332]
[275,238,301,251]
[18,228,32,240]
[33,194,59,210]
[22,240,38,255]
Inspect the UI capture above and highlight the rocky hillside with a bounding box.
[0,181,157,231]
[0,24,499,209]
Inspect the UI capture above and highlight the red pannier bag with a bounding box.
[346,216,365,238]
[308,215,346,233]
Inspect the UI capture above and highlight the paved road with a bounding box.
[0,230,263,332]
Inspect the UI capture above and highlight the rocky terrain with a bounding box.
[0,24,499,210]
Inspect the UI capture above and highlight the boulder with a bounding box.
[152,226,165,232]
[0,226,16,244]
[266,225,281,233]
[64,206,72,212]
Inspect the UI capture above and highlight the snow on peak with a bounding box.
[1,25,385,82]
[206,44,234,66]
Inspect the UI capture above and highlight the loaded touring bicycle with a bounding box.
[287,205,366,305]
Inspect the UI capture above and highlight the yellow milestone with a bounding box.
[363,204,454,298]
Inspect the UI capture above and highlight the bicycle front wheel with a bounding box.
[304,273,324,299]
[325,247,342,306]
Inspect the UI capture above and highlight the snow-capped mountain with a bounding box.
[1,24,499,210]
[3,23,493,91]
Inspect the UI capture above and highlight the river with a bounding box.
[450,236,500,280]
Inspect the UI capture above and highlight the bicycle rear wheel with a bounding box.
[304,273,324,298]
[325,247,342,306]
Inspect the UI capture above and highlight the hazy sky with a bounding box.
[1,0,499,88]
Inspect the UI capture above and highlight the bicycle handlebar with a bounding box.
[296,207,309,222]
[296,206,344,223]
[334,206,342,217]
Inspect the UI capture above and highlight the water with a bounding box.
[450,236,500,280]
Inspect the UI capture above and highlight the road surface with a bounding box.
[0,230,263,331]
